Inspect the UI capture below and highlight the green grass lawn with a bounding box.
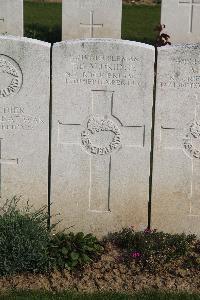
[24,2,161,44]
[1,291,200,300]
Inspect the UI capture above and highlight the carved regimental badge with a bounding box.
[183,120,200,159]
[81,116,121,155]
[0,55,23,98]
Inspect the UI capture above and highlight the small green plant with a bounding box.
[49,232,103,270]
[0,197,51,276]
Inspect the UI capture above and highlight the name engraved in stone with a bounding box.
[173,57,200,66]
[65,55,144,87]
[81,116,121,155]
[0,106,44,131]
[0,55,23,98]
[78,0,113,9]
[183,121,200,159]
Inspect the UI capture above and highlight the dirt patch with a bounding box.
[0,242,199,295]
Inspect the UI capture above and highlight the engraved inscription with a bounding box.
[160,74,200,89]
[0,106,44,130]
[81,116,121,155]
[160,54,200,89]
[0,55,23,98]
[65,54,144,87]
[183,120,200,159]
[78,0,114,9]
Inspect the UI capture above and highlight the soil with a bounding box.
[0,242,199,295]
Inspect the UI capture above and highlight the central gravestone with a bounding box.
[0,36,50,209]
[152,44,200,236]
[51,39,154,236]
[62,0,122,40]
[161,0,200,43]
[0,0,23,36]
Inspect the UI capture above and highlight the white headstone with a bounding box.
[0,0,23,36]
[51,39,154,236]
[161,0,200,44]
[0,36,50,208]
[152,44,200,236]
[62,0,122,40]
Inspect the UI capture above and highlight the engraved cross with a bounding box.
[58,90,145,213]
[0,139,18,198]
[0,18,4,29]
[80,11,103,38]
[0,17,7,35]
[179,0,200,33]
[160,95,200,216]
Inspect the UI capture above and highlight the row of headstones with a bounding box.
[1,35,200,237]
[1,0,200,43]
[0,0,122,40]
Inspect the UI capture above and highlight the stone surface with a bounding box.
[51,39,154,236]
[0,36,50,208]
[62,0,122,40]
[152,44,200,236]
[161,0,200,44]
[0,0,23,36]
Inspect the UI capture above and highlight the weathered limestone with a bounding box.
[152,44,200,236]
[161,0,200,44]
[0,36,50,208]
[0,0,23,36]
[62,0,122,40]
[51,39,154,236]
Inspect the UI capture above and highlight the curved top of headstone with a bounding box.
[53,38,155,51]
[0,35,51,48]
[158,43,200,50]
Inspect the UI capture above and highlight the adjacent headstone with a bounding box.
[152,44,200,236]
[51,39,154,236]
[0,36,50,208]
[161,0,200,44]
[62,0,122,40]
[0,0,23,36]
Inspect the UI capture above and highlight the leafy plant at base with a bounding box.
[108,228,199,271]
[49,232,103,270]
[0,197,51,276]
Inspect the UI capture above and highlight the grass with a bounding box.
[24,2,161,44]
[122,4,161,44]
[1,291,200,300]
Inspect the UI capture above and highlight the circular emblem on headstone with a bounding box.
[183,120,200,159]
[0,55,23,98]
[81,116,121,156]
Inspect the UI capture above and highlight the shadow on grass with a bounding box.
[25,23,61,43]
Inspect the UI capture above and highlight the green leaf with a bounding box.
[70,252,79,261]
[61,247,68,256]
[81,254,91,263]
[76,232,84,240]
